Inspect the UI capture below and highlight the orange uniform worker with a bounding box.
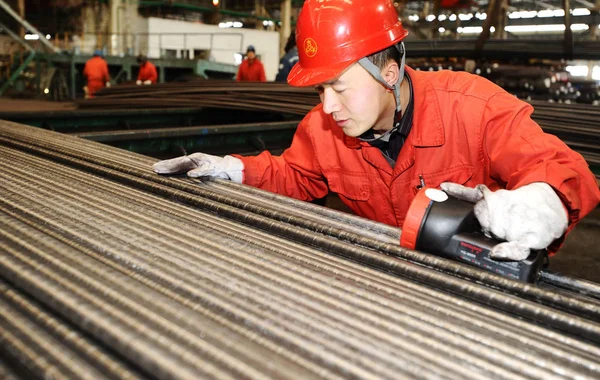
[153,0,600,261]
[83,49,110,98]
[236,45,266,82]
[136,55,158,85]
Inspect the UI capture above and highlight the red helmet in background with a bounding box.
[288,0,409,87]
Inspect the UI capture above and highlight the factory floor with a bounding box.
[326,195,600,283]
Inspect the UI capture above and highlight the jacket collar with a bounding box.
[342,66,445,149]
[405,67,445,147]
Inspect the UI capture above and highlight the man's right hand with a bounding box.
[152,153,244,183]
[136,80,142,85]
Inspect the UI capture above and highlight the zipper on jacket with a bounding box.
[416,175,426,190]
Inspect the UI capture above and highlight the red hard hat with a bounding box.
[288,0,409,87]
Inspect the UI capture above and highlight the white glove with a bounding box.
[105,81,111,88]
[136,80,142,85]
[152,153,244,183]
[143,80,152,85]
[440,182,568,261]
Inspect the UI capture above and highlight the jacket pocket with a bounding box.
[411,165,475,194]
[327,172,371,201]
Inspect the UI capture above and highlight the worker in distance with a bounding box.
[136,54,158,85]
[83,49,111,98]
[153,0,600,261]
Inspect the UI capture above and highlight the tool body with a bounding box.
[400,188,545,283]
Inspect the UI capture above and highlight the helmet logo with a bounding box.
[304,38,318,58]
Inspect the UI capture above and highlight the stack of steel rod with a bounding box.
[2,120,600,379]
[77,81,321,116]
[529,100,600,168]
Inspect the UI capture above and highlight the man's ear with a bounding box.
[382,60,400,88]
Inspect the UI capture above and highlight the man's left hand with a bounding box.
[440,182,568,261]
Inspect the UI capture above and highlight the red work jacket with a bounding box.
[138,61,158,83]
[83,56,110,97]
[237,67,600,250]
[236,58,266,82]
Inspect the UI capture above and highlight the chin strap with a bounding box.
[357,42,406,114]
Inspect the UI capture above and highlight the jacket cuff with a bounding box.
[231,154,261,186]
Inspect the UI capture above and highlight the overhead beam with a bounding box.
[0,0,60,53]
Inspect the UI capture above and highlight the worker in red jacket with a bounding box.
[236,45,266,82]
[153,0,600,261]
[83,49,110,98]
[136,54,158,85]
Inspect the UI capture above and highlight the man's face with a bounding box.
[314,63,391,137]
[247,51,256,60]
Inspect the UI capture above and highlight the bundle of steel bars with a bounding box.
[529,100,600,168]
[404,39,600,60]
[2,120,600,379]
[77,81,320,115]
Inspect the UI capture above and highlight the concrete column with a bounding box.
[280,0,291,56]
[82,2,110,54]
[81,6,97,53]
[255,0,262,29]
[587,61,595,80]
[562,0,573,59]
[431,0,440,39]
[495,0,509,39]
[124,0,139,56]
[589,0,600,40]
[109,0,121,56]
[18,0,24,37]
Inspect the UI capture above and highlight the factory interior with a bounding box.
[1,0,600,378]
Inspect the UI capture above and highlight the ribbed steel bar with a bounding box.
[0,216,265,379]
[202,179,401,242]
[0,280,143,379]
[0,179,414,379]
[0,293,110,380]
[0,240,214,380]
[0,214,316,380]
[2,143,600,379]
[541,270,600,300]
[0,211,340,379]
[0,171,555,379]
[0,154,477,378]
[0,357,20,380]
[0,125,402,248]
[3,123,600,330]
[0,146,506,378]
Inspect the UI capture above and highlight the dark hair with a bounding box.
[366,44,401,70]
[137,54,147,64]
[284,31,296,54]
